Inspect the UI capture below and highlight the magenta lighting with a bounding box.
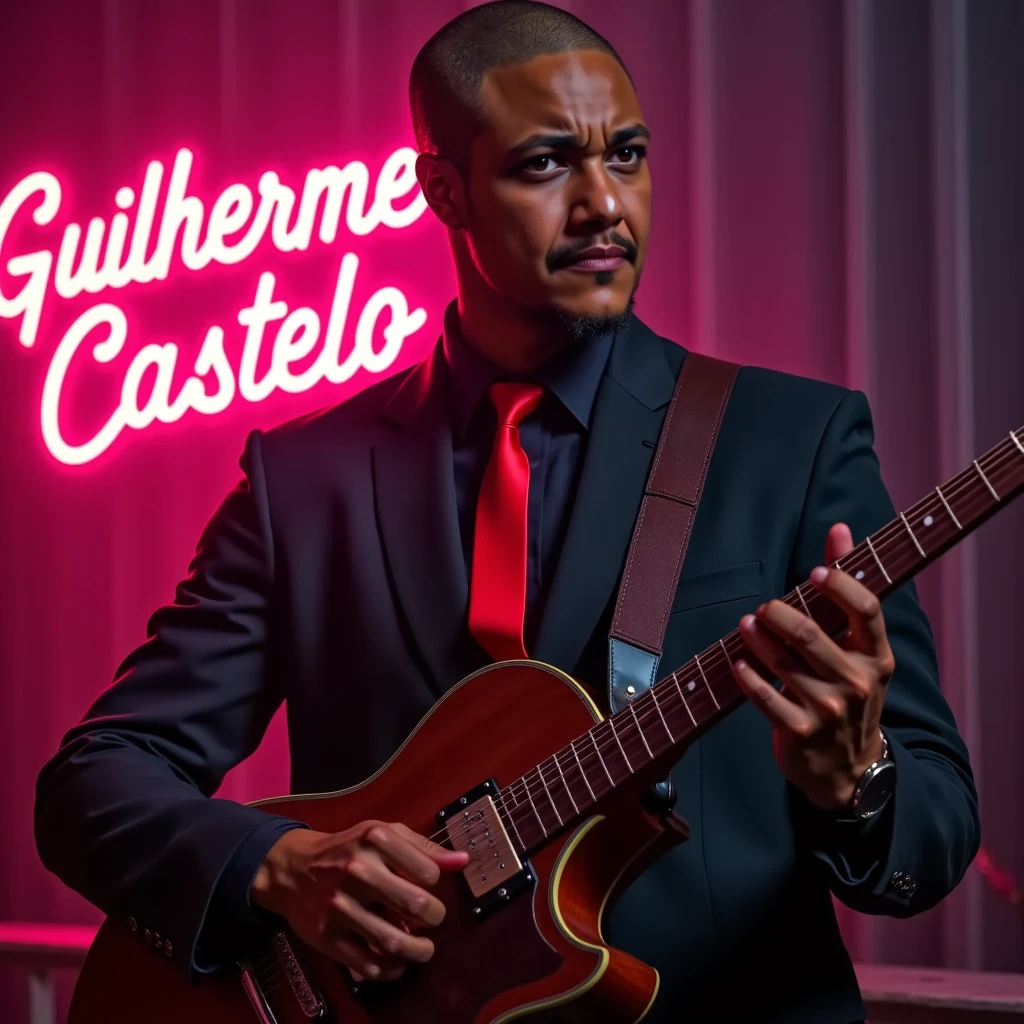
[0,146,432,465]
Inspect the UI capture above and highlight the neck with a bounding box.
[455,295,571,374]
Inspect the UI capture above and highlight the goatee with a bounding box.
[555,293,637,343]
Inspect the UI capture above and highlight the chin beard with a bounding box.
[555,293,637,343]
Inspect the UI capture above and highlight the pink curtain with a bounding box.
[0,1,1021,1019]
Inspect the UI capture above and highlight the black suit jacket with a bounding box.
[35,317,979,1023]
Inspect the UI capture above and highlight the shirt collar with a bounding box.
[441,300,615,442]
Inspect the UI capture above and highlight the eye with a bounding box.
[609,144,648,167]
[518,154,564,175]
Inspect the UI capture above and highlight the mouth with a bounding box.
[560,246,629,273]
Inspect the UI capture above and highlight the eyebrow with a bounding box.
[507,122,651,158]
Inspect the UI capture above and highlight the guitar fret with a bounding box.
[651,686,675,742]
[710,643,727,706]
[936,485,962,530]
[900,512,926,558]
[500,794,526,850]
[673,674,698,727]
[569,739,597,801]
[590,730,615,787]
[553,757,579,815]
[629,702,654,759]
[696,651,720,708]
[974,459,1000,501]
[525,793,546,835]
[1012,430,1024,456]
[796,585,812,617]
[608,716,633,771]
[537,769,564,827]
[864,534,892,584]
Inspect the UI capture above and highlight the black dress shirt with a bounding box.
[444,310,614,649]
[201,309,615,959]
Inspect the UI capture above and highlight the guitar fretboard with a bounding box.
[497,427,1024,853]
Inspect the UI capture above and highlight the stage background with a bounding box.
[0,0,1022,1019]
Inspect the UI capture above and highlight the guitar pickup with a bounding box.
[437,780,534,917]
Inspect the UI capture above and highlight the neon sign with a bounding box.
[0,147,431,465]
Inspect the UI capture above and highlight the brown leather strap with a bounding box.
[608,352,739,712]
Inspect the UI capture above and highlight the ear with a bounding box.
[415,153,468,232]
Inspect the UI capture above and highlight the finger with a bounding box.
[332,889,436,963]
[390,822,469,872]
[739,615,848,720]
[731,656,817,738]
[311,930,406,982]
[362,824,453,888]
[749,602,848,683]
[808,565,890,660]
[344,855,447,929]
[825,522,856,565]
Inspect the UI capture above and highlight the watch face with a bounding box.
[857,762,896,818]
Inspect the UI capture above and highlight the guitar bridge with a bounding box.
[437,779,534,918]
[239,930,326,1022]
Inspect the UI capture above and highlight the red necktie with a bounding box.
[468,382,544,661]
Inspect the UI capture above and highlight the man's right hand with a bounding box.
[250,820,469,982]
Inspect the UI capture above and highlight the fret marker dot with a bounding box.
[923,515,934,527]
[855,570,865,581]
[687,681,696,692]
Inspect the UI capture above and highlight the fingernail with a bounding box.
[811,566,828,584]
[735,659,748,672]
[741,615,756,631]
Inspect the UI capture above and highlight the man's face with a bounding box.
[462,50,651,326]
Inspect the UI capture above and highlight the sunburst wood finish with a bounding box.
[69,662,688,1024]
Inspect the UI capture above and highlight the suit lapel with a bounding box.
[372,344,480,696]
[533,320,685,673]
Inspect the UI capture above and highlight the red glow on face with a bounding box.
[0,146,442,465]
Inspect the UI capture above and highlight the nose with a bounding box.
[566,162,623,235]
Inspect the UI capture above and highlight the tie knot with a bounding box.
[488,382,543,427]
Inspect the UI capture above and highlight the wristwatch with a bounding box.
[838,730,895,822]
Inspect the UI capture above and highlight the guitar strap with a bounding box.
[607,352,740,714]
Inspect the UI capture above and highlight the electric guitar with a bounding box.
[68,426,1024,1023]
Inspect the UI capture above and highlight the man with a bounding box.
[35,3,979,1021]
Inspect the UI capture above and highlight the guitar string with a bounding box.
[248,437,1024,902]
[439,439,1024,854]
[492,437,1024,820]
[425,434,1023,849]
[431,435,1024,851]
[415,435,1024,851]
[250,435,1022,987]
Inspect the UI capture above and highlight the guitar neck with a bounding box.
[501,427,1024,853]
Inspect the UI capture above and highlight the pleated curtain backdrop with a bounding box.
[0,3,1021,1019]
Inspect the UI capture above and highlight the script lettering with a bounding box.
[0,146,433,464]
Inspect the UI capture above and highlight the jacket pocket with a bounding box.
[670,560,763,614]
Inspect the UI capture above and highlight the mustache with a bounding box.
[547,231,638,272]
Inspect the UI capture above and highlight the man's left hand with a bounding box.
[731,522,895,811]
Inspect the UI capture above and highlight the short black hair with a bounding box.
[409,1,632,173]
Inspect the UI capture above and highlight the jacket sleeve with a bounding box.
[786,389,980,915]
[34,430,306,980]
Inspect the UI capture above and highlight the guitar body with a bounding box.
[69,661,689,1024]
